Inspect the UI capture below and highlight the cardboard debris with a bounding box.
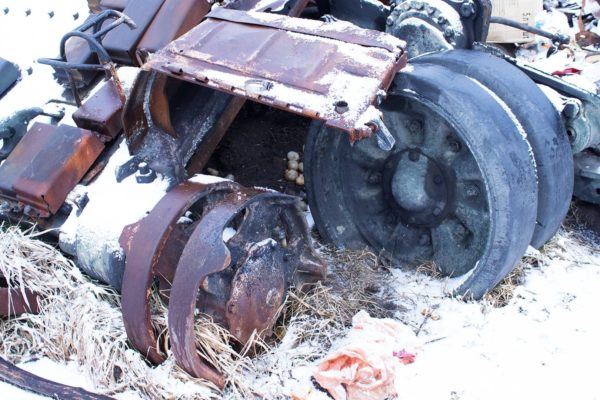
[488,0,543,43]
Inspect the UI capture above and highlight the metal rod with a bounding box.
[489,16,570,44]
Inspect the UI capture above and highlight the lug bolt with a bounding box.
[562,101,580,119]
[409,150,420,162]
[433,207,442,216]
[454,224,467,236]
[444,27,455,39]
[466,185,480,197]
[434,175,443,185]
[368,172,382,184]
[460,2,475,18]
[448,138,461,153]
[437,16,447,24]
[408,119,423,134]
[386,16,395,26]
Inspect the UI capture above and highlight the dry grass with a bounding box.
[0,226,399,399]
[484,262,527,308]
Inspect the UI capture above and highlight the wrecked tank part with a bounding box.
[123,1,314,181]
[385,0,491,58]
[134,0,212,64]
[574,151,600,205]
[474,44,600,207]
[0,122,104,218]
[0,272,40,317]
[72,79,124,141]
[142,8,406,141]
[0,108,44,161]
[59,140,171,290]
[0,57,20,99]
[305,62,538,299]
[123,71,236,184]
[329,0,389,31]
[102,0,165,66]
[475,44,600,155]
[413,50,574,248]
[119,180,239,365]
[38,10,135,106]
[0,356,113,400]
[168,188,325,387]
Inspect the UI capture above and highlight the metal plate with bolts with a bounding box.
[143,8,407,141]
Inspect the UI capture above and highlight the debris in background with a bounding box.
[313,311,420,400]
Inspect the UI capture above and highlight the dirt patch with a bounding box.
[206,104,310,198]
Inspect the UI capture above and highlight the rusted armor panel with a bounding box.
[103,0,165,66]
[143,8,406,141]
[135,0,211,61]
[73,79,124,140]
[0,123,104,217]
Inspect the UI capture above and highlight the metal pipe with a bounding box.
[489,16,570,44]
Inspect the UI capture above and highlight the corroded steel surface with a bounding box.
[72,79,124,140]
[0,123,104,217]
[0,286,40,317]
[119,180,238,364]
[168,188,269,388]
[136,0,212,61]
[143,8,406,140]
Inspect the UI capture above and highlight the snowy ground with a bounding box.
[2,226,599,400]
[2,1,600,399]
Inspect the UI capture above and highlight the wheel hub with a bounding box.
[390,149,449,224]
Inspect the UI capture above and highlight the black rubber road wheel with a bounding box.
[305,63,538,299]
[413,50,574,248]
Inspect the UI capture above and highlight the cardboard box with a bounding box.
[487,0,543,43]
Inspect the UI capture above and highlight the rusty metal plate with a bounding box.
[136,0,211,60]
[0,273,40,317]
[0,288,40,317]
[72,79,124,140]
[143,8,406,140]
[0,123,104,217]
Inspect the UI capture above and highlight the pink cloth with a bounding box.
[313,311,420,400]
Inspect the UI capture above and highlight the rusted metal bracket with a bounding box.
[119,180,239,365]
[0,356,113,400]
[142,8,407,141]
[0,123,105,218]
[119,180,325,388]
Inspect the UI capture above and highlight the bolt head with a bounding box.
[563,101,580,119]
[466,185,480,197]
[368,172,382,184]
[433,207,442,216]
[460,2,475,18]
[408,149,420,162]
